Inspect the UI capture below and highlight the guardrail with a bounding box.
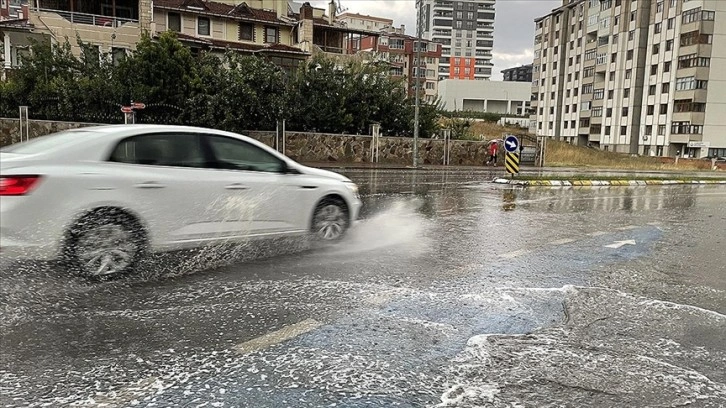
[38,8,137,28]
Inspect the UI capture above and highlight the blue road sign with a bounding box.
[504,135,520,153]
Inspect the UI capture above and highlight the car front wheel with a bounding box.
[311,199,349,241]
[65,211,145,279]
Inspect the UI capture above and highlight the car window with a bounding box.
[0,130,99,154]
[205,135,285,173]
[109,133,207,168]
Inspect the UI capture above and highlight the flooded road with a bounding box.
[1,169,725,407]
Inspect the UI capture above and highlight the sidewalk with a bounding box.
[302,162,724,179]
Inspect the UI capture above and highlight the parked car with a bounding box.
[0,125,361,278]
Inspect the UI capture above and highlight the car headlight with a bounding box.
[345,182,359,197]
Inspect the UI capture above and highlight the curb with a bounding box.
[493,178,726,187]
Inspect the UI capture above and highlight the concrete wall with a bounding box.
[0,118,495,166]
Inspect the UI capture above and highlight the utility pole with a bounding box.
[413,0,422,167]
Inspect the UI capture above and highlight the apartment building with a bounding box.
[359,32,442,102]
[502,64,533,82]
[531,0,726,159]
[337,12,404,34]
[419,0,495,81]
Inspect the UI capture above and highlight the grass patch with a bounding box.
[544,140,718,171]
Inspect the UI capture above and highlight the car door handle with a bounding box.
[225,183,249,190]
[134,182,166,189]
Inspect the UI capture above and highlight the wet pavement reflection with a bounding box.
[1,169,725,407]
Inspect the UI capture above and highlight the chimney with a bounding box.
[328,0,335,24]
[138,0,154,33]
[298,2,315,52]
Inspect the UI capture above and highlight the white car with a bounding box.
[0,125,361,278]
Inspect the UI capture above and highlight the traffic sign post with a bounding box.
[505,152,520,176]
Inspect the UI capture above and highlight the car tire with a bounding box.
[64,210,146,280]
[311,198,349,242]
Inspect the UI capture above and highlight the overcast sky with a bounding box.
[312,0,560,80]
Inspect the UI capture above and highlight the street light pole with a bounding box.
[413,0,422,167]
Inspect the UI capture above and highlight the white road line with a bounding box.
[499,249,532,259]
[234,318,323,354]
[587,231,609,237]
[550,238,576,246]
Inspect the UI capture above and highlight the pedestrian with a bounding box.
[489,141,498,166]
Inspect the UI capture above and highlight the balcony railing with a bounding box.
[38,8,137,27]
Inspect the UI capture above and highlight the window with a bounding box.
[611,53,617,63]
[606,126,611,135]
[675,76,708,90]
[662,82,670,93]
[265,26,279,43]
[671,122,703,135]
[653,44,660,54]
[702,10,715,21]
[582,83,594,94]
[238,23,254,41]
[565,105,570,113]
[651,65,658,75]
[624,88,630,98]
[678,54,710,68]
[608,90,614,99]
[581,101,591,111]
[682,8,701,24]
[594,88,605,99]
[607,108,613,117]
[206,135,286,173]
[622,107,629,116]
[657,1,664,13]
[584,66,595,77]
[667,17,675,29]
[625,69,632,79]
[660,104,668,114]
[674,99,706,112]
[628,30,634,41]
[658,125,666,136]
[649,85,656,95]
[580,118,590,127]
[621,126,627,136]
[168,12,181,32]
[564,121,569,129]
[592,106,603,117]
[645,125,653,135]
[198,17,211,36]
[666,40,673,51]
[109,133,206,168]
[111,47,127,66]
[647,105,655,115]
[680,31,712,46]
[654,23,662,34]
[627,50,633,60]
[664,61,671,72]
[631,11,636,21]
[609,71,616,81]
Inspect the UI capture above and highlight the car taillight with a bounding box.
[0,175,43,196]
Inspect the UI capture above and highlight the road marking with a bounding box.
[234,318,323,354]
[550,238,576,246]
[616,225,640,231]
[587,231,609,237]
[499,249,531,259]
[604,239,637,249]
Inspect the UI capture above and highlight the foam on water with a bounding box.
[323,198,434,257]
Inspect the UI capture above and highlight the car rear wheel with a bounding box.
[312,199,349,241]
[65,211,145,279]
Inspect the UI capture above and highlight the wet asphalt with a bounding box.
[1,168,725,407]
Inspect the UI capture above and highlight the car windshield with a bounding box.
[0,130,98,154]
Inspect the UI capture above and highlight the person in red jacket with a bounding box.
[488,142,498,166]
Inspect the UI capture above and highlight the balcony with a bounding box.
[35,0,139,26]
[37,8,137,27]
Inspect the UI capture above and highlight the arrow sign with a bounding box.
[604,240,636,249]
[504,135,519,153]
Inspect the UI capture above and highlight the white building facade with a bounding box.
[438,79,531,114]
[531,0,726,158]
